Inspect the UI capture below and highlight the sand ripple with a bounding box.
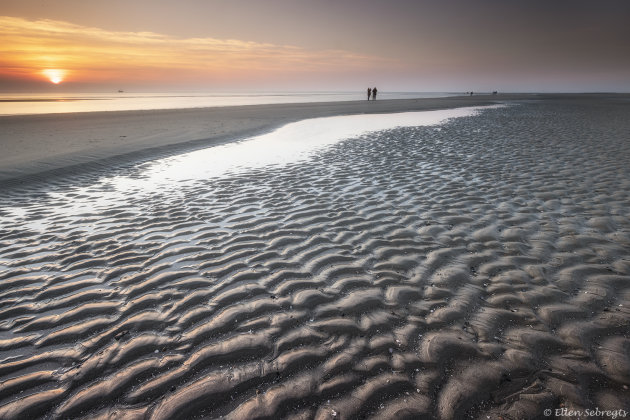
[1,99,630,419]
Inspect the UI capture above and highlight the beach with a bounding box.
[1,95,629,419]
[0,94,534,183]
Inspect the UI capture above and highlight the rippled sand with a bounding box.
[1,98,629,419]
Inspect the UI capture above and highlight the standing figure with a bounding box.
[367,87,372,101]
[372,87,378,100]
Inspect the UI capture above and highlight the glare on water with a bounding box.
[0,106,500,230]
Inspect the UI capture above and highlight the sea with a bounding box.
[0,91,460,116]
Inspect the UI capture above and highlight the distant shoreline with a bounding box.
[0,91,462,116]
[0,93,627,185]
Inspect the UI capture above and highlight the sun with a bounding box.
[42,69,66,84]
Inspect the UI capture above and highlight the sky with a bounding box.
[1,0,629,93]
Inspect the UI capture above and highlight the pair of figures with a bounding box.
[367,87,378,100]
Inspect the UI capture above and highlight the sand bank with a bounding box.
[1,95,629,418]
[0,94,536,183]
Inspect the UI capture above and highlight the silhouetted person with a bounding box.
[470,91,473,96]
[367,87,372,101]
[372,87,377,100]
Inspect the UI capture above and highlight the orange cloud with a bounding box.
[0,16,394,85]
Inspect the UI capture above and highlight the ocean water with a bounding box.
[0,91,459,116]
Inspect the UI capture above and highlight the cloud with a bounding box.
[0,16,394,85]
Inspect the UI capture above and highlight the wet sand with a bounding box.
[0,94,539,183]
[1,95,630,419]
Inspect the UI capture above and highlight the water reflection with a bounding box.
[1,106,499,230]
[116,107,492,189]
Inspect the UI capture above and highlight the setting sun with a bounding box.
[0,17,388,90]
[42,69,65,84]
